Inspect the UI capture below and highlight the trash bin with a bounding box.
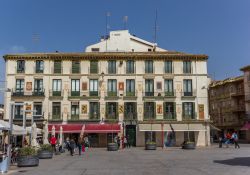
[0,154,9,174]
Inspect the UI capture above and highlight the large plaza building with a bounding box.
[3,30,210,147]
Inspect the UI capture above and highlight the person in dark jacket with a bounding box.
[69,139,75,156]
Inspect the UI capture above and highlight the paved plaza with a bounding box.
[8,145,250,175]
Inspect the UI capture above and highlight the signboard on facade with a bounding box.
[199,104,204,120]
[119,105,124,114]
[157,104,163,114]
[26,82,32,91]
[82,82,87,91]
[118,82,124,91]
[156,82,162,90]
[81,105,87,114]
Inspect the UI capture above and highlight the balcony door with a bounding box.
[145,79,154,96]
[71,79,80,96]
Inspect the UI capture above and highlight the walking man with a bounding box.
[50,135,57,152]
[232,131,240,149]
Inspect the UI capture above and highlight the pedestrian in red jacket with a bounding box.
[50,136,57,152]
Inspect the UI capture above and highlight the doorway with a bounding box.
[126,125,136,147]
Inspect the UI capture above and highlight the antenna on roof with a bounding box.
[105,12,111,52]
[123,16,128,30]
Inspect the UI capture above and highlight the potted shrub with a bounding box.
[145,141,157,150]
[38,144,53,159]
[17,147,39,167]
[107,142,118,151]
[182,141,196,149]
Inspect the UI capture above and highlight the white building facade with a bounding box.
[3,30,210,147]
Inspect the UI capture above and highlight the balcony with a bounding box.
[68,90,100,100]
[11,89,45,99]
[231,89,244,97]
[182,113,197,120]
[67,114,80,121]
[49,90,63,100]
[89,112,100,120]
[163,112,176,120]
[48,113,63,122]
[143,91,176,100]
[123,91,137,100]
[106,113,119,120]
[144,112,156,120]
[124,112,137,120]
[105,91,119,100]
[181,90,197,98]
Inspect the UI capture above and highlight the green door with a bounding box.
[126,125,136,147]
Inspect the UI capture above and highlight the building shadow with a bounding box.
[214,157,250,167]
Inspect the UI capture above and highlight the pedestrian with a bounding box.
[69,138,75,156]
[50,135,57,152]
[124,136,128,148]
[84,136,89,151]
[77,137,83,155]
[219,136,223,148]
[225,132,231,148]
[231,131,240,149]
[117,136,120,149]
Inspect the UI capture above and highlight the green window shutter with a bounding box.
[154,102,156,119]
[173,102,176,119]
[90,61,98,73]
[98,102,100,119]
[106,103,108,119]
[182,103,185,119]
[54,61,61,73]
[163,102,166,119]
[192,103,195,119]
[115,102,118,119]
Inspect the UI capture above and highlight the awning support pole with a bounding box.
[161,123,164,149]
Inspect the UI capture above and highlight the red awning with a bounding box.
[241,122,250,130]
[48,123,121,133]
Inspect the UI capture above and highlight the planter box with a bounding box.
[145,143,157,150]
[17,155,39,167]
[38,150,53,159]
[107,143,118,151]
[182,142,196,150]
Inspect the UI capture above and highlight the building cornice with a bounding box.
[240,65,250,72]
[3,52,208,61]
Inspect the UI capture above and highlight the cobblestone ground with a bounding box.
[7,144,250,175]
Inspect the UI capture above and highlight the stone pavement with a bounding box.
[7,144,250,175]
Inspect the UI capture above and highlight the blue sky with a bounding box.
[0,0,250,103]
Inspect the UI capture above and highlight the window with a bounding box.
[124,102,137,120]
[17,60,25,73]
[165,61,172,73]
[90,61,98,74]
[164,79,174,96]
[52,102,61,119]
[91,48,99,52]
[164,102,176,120]
[183,79,193,96]
[71,79,80,96]
[90,102,100,119]
[145,79,154,96]
[106,102,118,119]
[72,60,80,73]
[144,102,155,120]
[14,104,23,119]
[145,60,153,73]
[126,60,135,74]
[89,79,98,96]
[182,102,195,119]
[183,61,191,74]
[126,79,135,96]
[34,103,43,118]
[34,79,43,95]
[108,60,116,74]
[71,102,79,120]
[35,60,44,73]
[108,79,117,96]
[52,79,61,96]
[16,79,24,94]
[54,60,62,73]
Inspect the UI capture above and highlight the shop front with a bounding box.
[48,123,121,147]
